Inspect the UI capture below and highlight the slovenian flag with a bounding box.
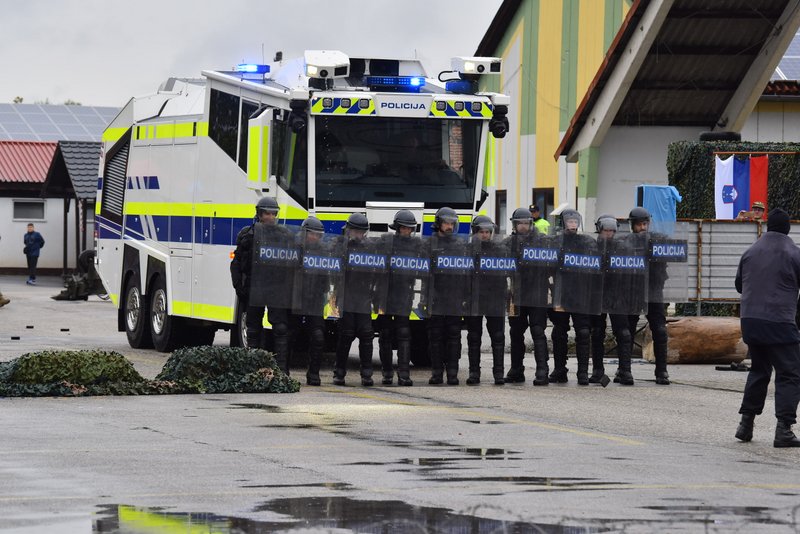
[714,155,768,219]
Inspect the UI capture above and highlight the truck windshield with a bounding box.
[314,116,481,209]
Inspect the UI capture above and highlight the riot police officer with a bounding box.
[466,215,508,385]
[507,207,553,385]
[627,207,671,385]
[427,206,469,385]
[377,210,425,386]
[550,209,602,385]
[230,197,295,373]
[293,216,329,386]
[333,213,379,386]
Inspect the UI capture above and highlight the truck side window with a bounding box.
[237,100,259,172]
[271,114,307,207]
[208,89,240,163]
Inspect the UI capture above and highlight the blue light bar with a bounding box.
[366,76,425,90]
[236,64,270,74]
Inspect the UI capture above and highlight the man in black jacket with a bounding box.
[735,208,800,448]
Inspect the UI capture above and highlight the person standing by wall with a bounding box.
[529,204,550,235]
[735,208,800,448]
[23,223,45,285]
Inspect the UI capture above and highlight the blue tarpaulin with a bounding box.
[637,185,682,233]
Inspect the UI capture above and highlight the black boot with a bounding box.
[332,367,346,386]
[774,421,800,448]
[654,338,670,385]
[492,341,505,386]
[505,367,526,383]
[273,334,290,376]
[735,413,755,442]
[466,335,481,385]
[532,336,549,386]
[576,331,590,386]
[396,337,413,386]
[588,351,605,384]
[359,340,374,387]
[549,330,568,383]
[428,338,444,385]
[378,329,394,385]
[446,339,460,385]
[506,327,526,382]
[614,332,634,385]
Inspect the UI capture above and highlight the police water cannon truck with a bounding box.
[95,50,509,352]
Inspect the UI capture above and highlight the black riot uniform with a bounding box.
[377,210,426,386]
[466,216,509,386]
[427,207,469,385]
[626,207,671,385]
[230,197,294,373]
[333,213,380,386]
[292,216,329,386]
[506,207,553,385]
[550,209,601,385]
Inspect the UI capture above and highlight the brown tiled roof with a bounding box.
[0,141,57,184]
[763,80,800,96]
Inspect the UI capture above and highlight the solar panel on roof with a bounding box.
[0,104,120,142]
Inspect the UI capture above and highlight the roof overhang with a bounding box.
[556,0,800,162]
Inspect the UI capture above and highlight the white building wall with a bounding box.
[0,197,84,270]
[741,103,800,142]
[594,126,704,221]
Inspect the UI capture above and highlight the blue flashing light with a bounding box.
[445,79,477,95]
[365,76,426,91]
[236,64,270,74]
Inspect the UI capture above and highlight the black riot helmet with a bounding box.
[628,207,651,232]
[433,206,459,233]
[471,215,495,234]
[345,212,369,231]
[595,214,618,233]
[256,197,279,217]
[301,216,324,234]
[560,208,582,232]
[510,207,533,234]
[389,209,417,232]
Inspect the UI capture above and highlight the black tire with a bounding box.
[124,275,153,349]
[699,131,741,142]
[149,276,182,352]
[409,319,430,367]
[230,306,248,348]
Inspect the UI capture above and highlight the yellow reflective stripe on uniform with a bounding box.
[247,125,261,183]
[102,127,128,142]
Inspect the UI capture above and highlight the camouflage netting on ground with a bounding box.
[0,347,300,397]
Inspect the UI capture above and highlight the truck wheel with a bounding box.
[149,276,182,352]
[124,275,153,349]
[231,307,248,348]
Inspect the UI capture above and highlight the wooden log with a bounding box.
[642,317,747,364]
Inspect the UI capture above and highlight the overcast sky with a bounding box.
[1,0,504,107]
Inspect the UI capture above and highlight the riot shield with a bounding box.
[512,232,558,308]
[339,232,389,314]
[471,235,515,317]
[647,221,690,304]
[427,233,472,317]
[292,231,344,318]
[249,222,299,309]
[382,234,430,318]
[552,232,603,315]
[601,232,648,315]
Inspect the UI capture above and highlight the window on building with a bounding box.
[13,200,45,221]
[531,187,555,220]
[495,190,507,235]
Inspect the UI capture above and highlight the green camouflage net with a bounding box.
[0,347,300,397]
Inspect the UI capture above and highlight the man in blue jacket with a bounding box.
[23,223,45,285]
[735,208,800,448]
